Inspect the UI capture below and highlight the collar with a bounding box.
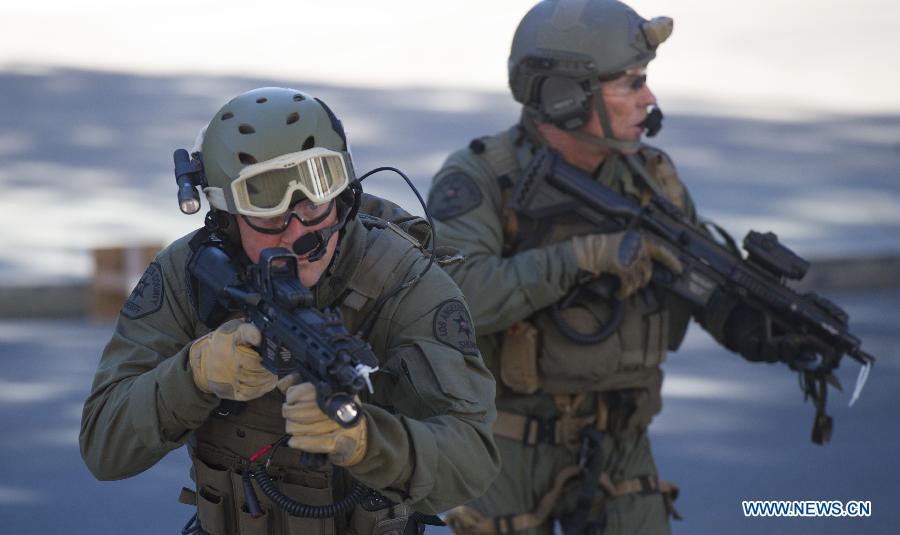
[312,216,367,309]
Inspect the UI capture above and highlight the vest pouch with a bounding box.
[499,321,542,394]
[535,289,673,393]
[194,458,234,535]
[281,471,335,535]
[229,470,271,535]
[534,300,624,393]
[372,517,410,535]
[349,503,414,535]
[238,507,270,535]
[628,370,664,429]
[348,504,387,535]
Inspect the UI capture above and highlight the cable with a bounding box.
[251,466,367,518]
[355,167,438,337]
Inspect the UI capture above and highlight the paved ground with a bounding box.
[0,288,894,534]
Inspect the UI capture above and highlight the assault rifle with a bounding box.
[188,242,379,428]
[511,147,875,444]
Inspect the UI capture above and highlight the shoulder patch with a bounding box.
[122,262,165,320]
[427,172,482,221]
[433,299,479,356]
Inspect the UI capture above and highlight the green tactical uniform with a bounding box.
[79,207,500,535]
[428,124,711,534]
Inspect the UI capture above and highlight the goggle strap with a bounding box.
[204,187,230,212]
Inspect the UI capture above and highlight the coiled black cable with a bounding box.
[251,466,367,518]
[549,298,624,344]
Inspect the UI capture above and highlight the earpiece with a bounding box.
[537,77,592,130]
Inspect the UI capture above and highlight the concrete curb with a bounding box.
[0,283,90,318]
[793,255,900,292]
[0,256,896,319]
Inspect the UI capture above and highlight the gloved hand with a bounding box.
[444,505,490,535]
[570,230,683,298]
[279,375,368,467]
[188,319,277,401]
[723,304,838,371]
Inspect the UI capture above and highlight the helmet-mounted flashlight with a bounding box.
[173,149,207,215]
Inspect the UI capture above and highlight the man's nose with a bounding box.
[639,83,657,107]
[279,214,309,248]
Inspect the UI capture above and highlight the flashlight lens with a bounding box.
[336,403,359,424]
[180,198,201,214]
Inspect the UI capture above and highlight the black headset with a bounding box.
[536,75,664,138]
[536,76,592,131]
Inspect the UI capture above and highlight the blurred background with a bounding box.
[0,1,897,534]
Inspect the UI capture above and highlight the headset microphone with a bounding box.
[639,106,664,137]
[292,224,343,262]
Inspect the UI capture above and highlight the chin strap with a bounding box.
[566,129,645,154]
[566,85,663,154]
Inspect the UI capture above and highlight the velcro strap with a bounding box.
[599,472,656,497]
[599,473,679,506]
[444,470,681,534]
[659,480,682,521]
[493,411,598,446]
[178,487,197,506]
[444,465,582,534]
[595,473,682,520]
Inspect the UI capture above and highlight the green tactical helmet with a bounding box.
[508,0,673,106]
[201,87,350,214]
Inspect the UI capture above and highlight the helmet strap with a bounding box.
[520,111,552,147]
[205,209,242,245]
[573,85,646,154]
[203,209,253,268]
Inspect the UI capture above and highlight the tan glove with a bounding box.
[279,376,368,467]
[571,230,683,299]
[188,319,277,401]
[444,505,490,534]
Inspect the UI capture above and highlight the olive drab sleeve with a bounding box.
[346,257,500,514]
[79,235,220,480]
[428,153,581,335]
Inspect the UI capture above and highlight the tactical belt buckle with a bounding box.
[493,514,517,534]
[577,428,604,470]
[637,475,657,496]
[522,416,557,446]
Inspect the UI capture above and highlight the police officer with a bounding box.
[428,1,816,534]
[79,87,499,535]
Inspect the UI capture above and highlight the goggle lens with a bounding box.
[231,149,351,216]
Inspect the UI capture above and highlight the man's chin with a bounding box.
[297,269,324,289]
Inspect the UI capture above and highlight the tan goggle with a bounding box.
[226,147,353,217]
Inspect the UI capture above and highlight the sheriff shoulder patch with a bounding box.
[433,299,479,356]
[427,172,482,221]
[122,262,165,320]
